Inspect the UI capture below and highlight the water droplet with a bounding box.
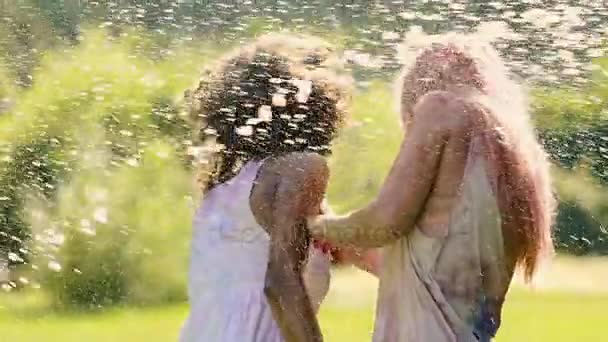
[235,125,253,136]
[203,127,218,136]
[80,219,96,236]
[156,150,169,159]
[290,79,312,103]
[272,93,287,107]
[382,31,400,41]
[48,232,65,246]
[126,158,139,167]
[245,118,261,125]
[48,261,62,272]
[258,105,273,122]
[93,207,108,224]
[8,253,23,263]
[399,12,416,20]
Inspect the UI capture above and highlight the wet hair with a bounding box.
[187,33,351,190]
[399,42,555,281]
[399,43,486,117]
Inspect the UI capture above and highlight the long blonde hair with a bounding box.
[396,25,555,281]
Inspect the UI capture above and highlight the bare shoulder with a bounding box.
[413,90,477,132]
[273,152,329,179]
[270,153,329,210]
[250,152,329,226]
[254,152,328,187]
[254,152,328,183]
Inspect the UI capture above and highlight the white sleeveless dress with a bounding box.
[180,160,331,342]
[373,140,506,342]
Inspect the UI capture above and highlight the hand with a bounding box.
[312,238,333,254]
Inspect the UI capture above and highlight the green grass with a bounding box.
[1,264,606,342]
[1,289,604,341]
[497,290,606,341]
[323,289,608,342]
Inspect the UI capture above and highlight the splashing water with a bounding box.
[0,0,605,317]
[47,260,62,272]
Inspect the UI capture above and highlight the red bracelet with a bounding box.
[312,239,333,255]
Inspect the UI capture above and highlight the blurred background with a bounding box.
[0,1,606,341]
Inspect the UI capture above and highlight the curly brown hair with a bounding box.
[187,33,352,190]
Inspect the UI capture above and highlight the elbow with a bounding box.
[372,203,403,233]
[263,265,285,304]
[353,205,403,248]
[368,202,412,242]
[263,275,278,303]
[263,271,294,317]
[375,214,398,235]
[264,266,300,302]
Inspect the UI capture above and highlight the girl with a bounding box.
[310,34,555,341]
[179,33,351,342]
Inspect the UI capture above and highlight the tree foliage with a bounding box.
[0,1,607,308]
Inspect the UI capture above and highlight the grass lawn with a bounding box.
[1,258,606,342]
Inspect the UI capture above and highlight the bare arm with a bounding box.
[318,202,382,276]
[310,92,462,248]
[251,153,329,342]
